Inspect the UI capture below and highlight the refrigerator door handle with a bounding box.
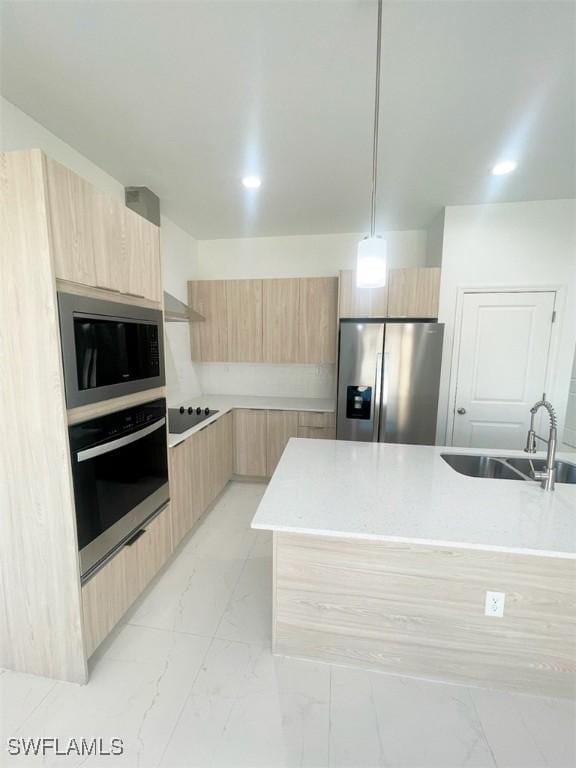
[373,352,383,441]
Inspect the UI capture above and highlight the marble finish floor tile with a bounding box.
[330,666,496,768]
[215,533,273,644]
[160,639,330,768]
[3,625,210,767]
[2,481,575,768]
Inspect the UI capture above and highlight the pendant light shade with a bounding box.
[356,0,386,288]
[357,236,387,287]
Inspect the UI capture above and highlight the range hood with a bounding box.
[164,291,204,323]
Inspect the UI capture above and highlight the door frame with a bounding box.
[446,284,564,447]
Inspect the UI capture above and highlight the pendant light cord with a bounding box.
[370,0,383,238]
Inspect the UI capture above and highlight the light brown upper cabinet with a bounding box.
[189,276,338,364]
[227,279,263,362]
[45,157,98,287]
[92,190,125,292]
[298,277,339,363]
[124,208,162,302]
[263,279,300,363]
[46,156,162,303]
[387,267,441,318]
[338,267,441,319]
[338,269,388,319]
[266,410,299,476]
[189,280,229,361]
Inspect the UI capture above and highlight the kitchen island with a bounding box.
[251,439,576,698]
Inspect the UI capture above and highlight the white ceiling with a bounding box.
[2,0,574,239]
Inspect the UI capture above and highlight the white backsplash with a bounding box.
[165,323,202,406]
[196,363,337,400]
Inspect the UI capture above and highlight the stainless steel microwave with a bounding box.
[58,293,165,408]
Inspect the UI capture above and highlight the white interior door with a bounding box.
[451,291,555,449]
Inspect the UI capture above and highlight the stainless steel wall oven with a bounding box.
[58,293,165,409]
[69,398,169,580]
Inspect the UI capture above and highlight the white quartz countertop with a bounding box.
[168,395,335,448]
[250,439,576,559]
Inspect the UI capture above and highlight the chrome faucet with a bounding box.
[524,393,558,491]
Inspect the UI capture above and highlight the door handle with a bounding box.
[124,528,146,547]
[457,407,466,415]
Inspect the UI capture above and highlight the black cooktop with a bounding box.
[168,406,219,434]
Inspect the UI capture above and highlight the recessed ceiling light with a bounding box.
[491,160,517,176]
[242,176,261,189]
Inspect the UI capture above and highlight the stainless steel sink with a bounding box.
[441,453,576,484]
[441,454,527,480]
[505,457,576,485]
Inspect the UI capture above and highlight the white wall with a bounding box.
[426,210,445,267]
[1,97,200,406]
[196,230,427,280]
[160,218,202,404]
[437,199,576,445]
[1,98,124,200]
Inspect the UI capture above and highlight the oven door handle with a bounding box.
[76,417,166,462]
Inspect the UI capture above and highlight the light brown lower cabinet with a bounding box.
[82,504,173,657]
[202,412,233,508]
[297,411,336,440]
[297,426,336,440]
[232,409,337,477]
[170,433,204,548]
[298,411,336,429]
[266,411,299,476]
[233,409,268,477]
[170,413,233,548]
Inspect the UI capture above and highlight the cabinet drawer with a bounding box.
[298,411,336,428]
[82,505,172,657]
[297,426,336,440]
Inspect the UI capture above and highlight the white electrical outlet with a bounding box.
[485,591,506,617]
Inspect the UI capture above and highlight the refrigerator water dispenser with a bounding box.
[346,386,372,419]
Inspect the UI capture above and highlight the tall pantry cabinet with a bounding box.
[0,150,164,684]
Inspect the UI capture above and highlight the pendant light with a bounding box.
[357,0,387,288]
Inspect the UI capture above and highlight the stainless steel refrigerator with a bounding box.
[336,319,444,444]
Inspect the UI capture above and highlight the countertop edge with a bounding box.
[251,522,576,560]
[168,396,336,448]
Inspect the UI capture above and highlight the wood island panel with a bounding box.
[273,532,576,699]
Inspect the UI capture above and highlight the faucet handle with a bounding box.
[524,429,537,453]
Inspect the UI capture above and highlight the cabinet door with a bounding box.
[45,157,97,286]
[93,192,128,293]
[298,277,338,363]
[188,281,229,361]
[226,279,263,362]
[338,270,388,319]
[205,422,221,508]
[263,279,300,362]
[195,425,212,513]
[233,409,267,477]
[217,412,233,491]
[82,505,172,657]
[170,438,193,547]
[124,208,162,302]
[266,410,299,476]
[387,268,440,318]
